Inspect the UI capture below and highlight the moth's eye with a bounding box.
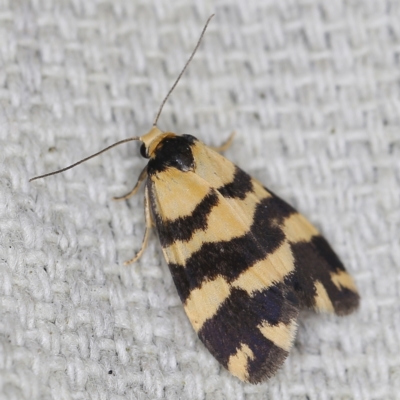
[140,143,149,158]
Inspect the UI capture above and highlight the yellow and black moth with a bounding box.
[30,15,359,383]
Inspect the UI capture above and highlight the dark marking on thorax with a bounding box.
[147,135,197,175]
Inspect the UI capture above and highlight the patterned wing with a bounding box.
[192,143,360,316]
[147,157,300,382]
[277,206,360,315]
[147,140,359,382]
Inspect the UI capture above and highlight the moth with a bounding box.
[30,15,360,383]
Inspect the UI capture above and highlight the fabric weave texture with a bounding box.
[0,1,399,399]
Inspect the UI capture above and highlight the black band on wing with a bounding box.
[286,238,360,315]
[218,166,254,199]
[168,196,296,302]
[198,286,298,382]
[155,189,219,247]
[152,167,255,247]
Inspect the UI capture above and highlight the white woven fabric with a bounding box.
[1,1,399,399]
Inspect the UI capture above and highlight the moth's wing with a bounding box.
[192,143,359,316]
[282,210,360,315]
[147,146,300,383]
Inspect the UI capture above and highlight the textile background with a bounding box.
[1,1,399,399]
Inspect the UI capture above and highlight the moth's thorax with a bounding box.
[140,127,197,175]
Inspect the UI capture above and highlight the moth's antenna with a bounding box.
[30,14,214,183]
[29,136,140,182]
[152,13,214,127]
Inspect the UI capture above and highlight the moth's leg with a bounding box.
[113,166,148,201]
[211,131,236,152]
[124,185,152,265]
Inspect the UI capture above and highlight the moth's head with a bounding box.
[139,126,171,159]
[140,126,196,173]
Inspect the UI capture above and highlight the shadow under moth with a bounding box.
[30,15,360,383]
